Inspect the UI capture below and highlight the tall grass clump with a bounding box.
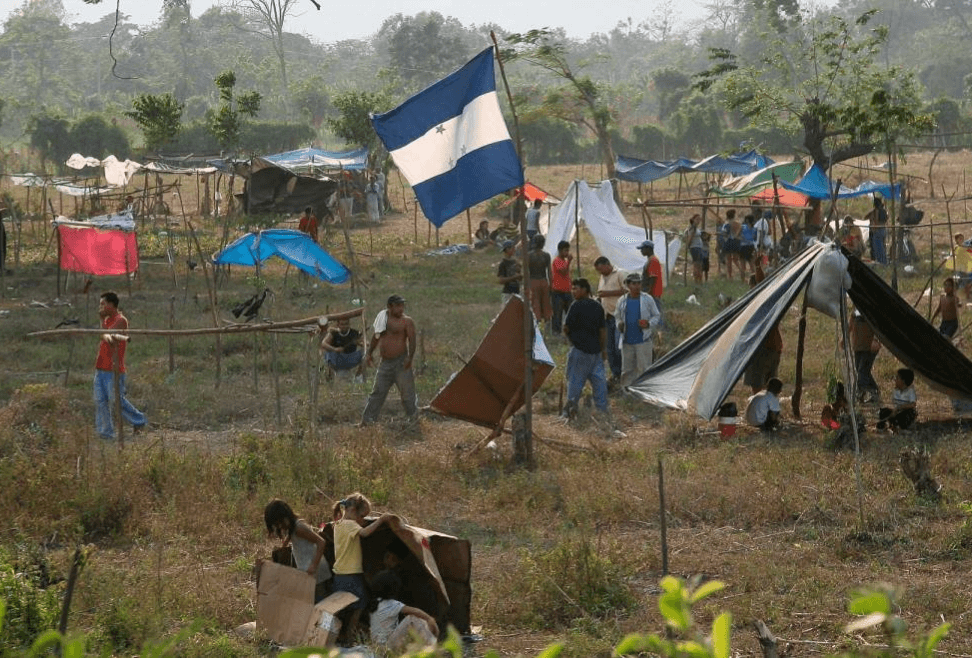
[494,534,636,630]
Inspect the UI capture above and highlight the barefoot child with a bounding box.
[931,277,961,339]
[332,493,397,640]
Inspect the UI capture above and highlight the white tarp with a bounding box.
[10,173,46,187]
[53,210,136,231]
[543,179,681,282]
[65,153,143,187]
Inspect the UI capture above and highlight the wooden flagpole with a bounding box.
[491,31,534,469]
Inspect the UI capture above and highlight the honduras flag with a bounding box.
[371,47,524,227]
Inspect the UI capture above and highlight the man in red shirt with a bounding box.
[550,240,573,336]
[298,206,319,243]
[94,291,146,440]
[638,239,664,306]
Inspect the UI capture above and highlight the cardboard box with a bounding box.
[256,561,358,647]
[303,591,359,647]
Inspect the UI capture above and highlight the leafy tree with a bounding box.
[519,116,580,165]
[208,70,262,152]
[696,11,933,171]
[377,12,473,93]
[291,75,331,127]
[651,67,692,121]
[125,93,184,152]
[326,89,392,164]
[69,115,130,159]
[27,113,71,171]
[503,29,618,181]
[631,123,670,158]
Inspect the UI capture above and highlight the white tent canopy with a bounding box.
[544,179,681,282]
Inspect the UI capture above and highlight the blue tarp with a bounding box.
[616,150,772,183]
[259,147,369,172]
[213,229,351,284]
[780,164,902,200]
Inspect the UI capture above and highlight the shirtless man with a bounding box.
[361,294,418,425]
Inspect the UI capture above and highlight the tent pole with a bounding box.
[466,208,472,245]
[574,181,581,277]
[839,290,867,531]
[790,289,810,419]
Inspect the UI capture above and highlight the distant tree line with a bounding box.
[3,0,972,175]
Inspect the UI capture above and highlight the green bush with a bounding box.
[0,546,61,652]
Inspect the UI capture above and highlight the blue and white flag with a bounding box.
[371,47,524,227]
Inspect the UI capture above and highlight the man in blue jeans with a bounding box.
[562,278,624,438]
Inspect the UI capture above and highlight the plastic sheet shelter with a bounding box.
[316,519,472,634]
[429,295,555,428]
[710,161,805,198]
[242,147,367,214]
[616,150,771,183]
[543,180,681,282]
[627,243,972,420]
[54,212,139,276]
[213,229,350,284]
[780,164,902,200]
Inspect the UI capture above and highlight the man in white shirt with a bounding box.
[745,377,783,431]
[594,256,626,384]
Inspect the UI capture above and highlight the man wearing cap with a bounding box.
[614,273,660,386]
[361,294,418,426]
[497,240,522,305]
[638,239,664,312]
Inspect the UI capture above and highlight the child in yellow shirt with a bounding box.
[331,492,397,641]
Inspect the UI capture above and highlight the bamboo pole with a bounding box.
[187,221,221,388]
[27,309,363,339]
[791,290,810,419]
[658,456,669,576]
[466,208,472,244]
[574,181,582,276]
[168,297,175,374]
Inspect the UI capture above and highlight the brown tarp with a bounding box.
[429,295,555,428]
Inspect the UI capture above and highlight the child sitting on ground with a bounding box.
[745,377,783,431]
[369,570,439,653]
[876,368,917,431]
[931,277,961,339]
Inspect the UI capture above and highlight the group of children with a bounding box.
[820,368,919,443]
[263,494,438,652]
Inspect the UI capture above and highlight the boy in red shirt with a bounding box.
[550,240,573,336]
[94,291,146,440]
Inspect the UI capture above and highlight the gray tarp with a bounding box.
[627,242,972,420]
[627,242,825,419]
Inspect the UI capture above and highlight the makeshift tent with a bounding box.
[430,295,555,428]
[242,148,366,214]
[66,153,143,187]
[750,186,808,207]
[311,519,471,634]
[710,161,804,198]
[628,242,972,419]
[780,164,902,200]
[213,229,350,284]
[259,147,369,173]
[616,150,772,183]
[53,211,139,276]
[543,180,681,281]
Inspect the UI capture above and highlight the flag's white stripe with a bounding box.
[390,90,512,186]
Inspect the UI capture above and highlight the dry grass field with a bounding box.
[1,150,972,657]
